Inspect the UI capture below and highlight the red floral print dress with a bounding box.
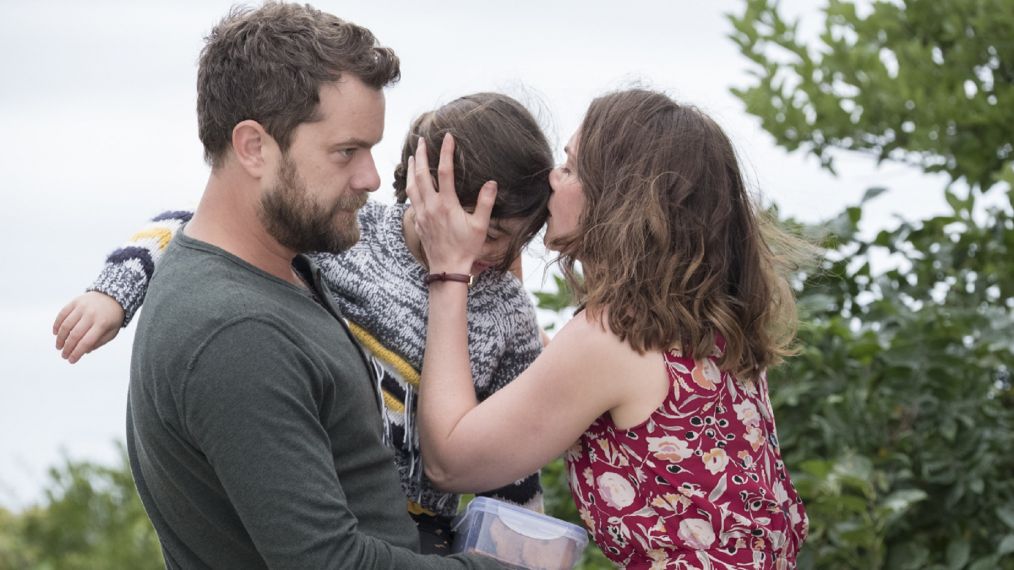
[566,345,808,569]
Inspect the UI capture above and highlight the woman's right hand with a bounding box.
[404,133,497,275]
[53,291,124,364]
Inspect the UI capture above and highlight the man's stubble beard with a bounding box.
[258,154,367,254]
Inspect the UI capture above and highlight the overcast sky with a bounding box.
[0,0,954,508]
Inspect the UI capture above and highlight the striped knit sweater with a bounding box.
[89,202,544,519]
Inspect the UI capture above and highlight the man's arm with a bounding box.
[183,318,500,569]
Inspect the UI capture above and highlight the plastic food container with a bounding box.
[451,497,589,569]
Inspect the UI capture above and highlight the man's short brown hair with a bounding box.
[197,2,400,168]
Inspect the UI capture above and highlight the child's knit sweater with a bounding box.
[90,201,544,518]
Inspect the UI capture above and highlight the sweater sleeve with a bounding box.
[88,210,192,326]
[475,296,545,512]
[182,318,501,570]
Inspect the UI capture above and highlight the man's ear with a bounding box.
[231,120,275,178]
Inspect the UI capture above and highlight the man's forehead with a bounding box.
[310,78,386,144]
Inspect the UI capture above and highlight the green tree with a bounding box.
[0,445,162,570]
[772,188,1014,569]
[0,505,33,570]
[728,0,1014,191]
[727,0,1014,567]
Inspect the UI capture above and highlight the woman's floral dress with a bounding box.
[566,345,808,569]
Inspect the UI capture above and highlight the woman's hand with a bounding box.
[404,133,497,275]
[53,291,124,363]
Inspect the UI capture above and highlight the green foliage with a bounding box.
[0,506,33,570]
[776,188,1014,569]
[728,0,1014,191]
[533,274,575,331]
[533,274,574,314]
[0,445,162,570]
[723,1,1014,565]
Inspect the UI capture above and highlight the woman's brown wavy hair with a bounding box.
[556,89,813,379]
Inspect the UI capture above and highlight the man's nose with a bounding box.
[353,153,381,193]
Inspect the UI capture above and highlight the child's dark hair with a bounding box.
[392,93,553,272]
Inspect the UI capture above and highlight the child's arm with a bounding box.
[53,210,192,363]
[90,210,193,323]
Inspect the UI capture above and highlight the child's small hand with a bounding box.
[53,291,125,364]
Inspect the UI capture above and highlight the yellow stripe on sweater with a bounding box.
[129,228,175,251]
[382,389,405,414]
[407,500,437,516]
[347,322,420,387]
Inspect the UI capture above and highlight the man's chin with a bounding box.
[327,224,361,254]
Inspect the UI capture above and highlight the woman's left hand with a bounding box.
[404,133,497,275]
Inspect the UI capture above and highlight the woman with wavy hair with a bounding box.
[408,88,811,568]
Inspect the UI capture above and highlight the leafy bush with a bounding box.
[0,445,162,570]
[777,189,1013,569]
[724,1,1014,565]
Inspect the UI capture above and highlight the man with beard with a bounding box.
[123,4,500,568]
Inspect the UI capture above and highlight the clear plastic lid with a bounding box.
[454,497,588,543]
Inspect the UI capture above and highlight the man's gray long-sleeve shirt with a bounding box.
[127,232,498,569]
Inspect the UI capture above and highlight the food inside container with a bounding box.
[451,496,589,569]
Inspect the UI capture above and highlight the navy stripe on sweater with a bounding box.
[152,210,193,223]
[107,246,155,279]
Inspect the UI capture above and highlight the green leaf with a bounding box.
[969,478,984,494]
[998,504,1014,530]
[944,188,973,216]
[968,556,1001,570]
[861,186,888,203]
[940,417,958,441]
[879,489,928,514]
[947,538,970,569]
[847,206,862,226]
[796,293,838,317]
[886,539,931,570]
[800,459,833,479]
[730,0,1014,188]
[999,535,1014,556]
